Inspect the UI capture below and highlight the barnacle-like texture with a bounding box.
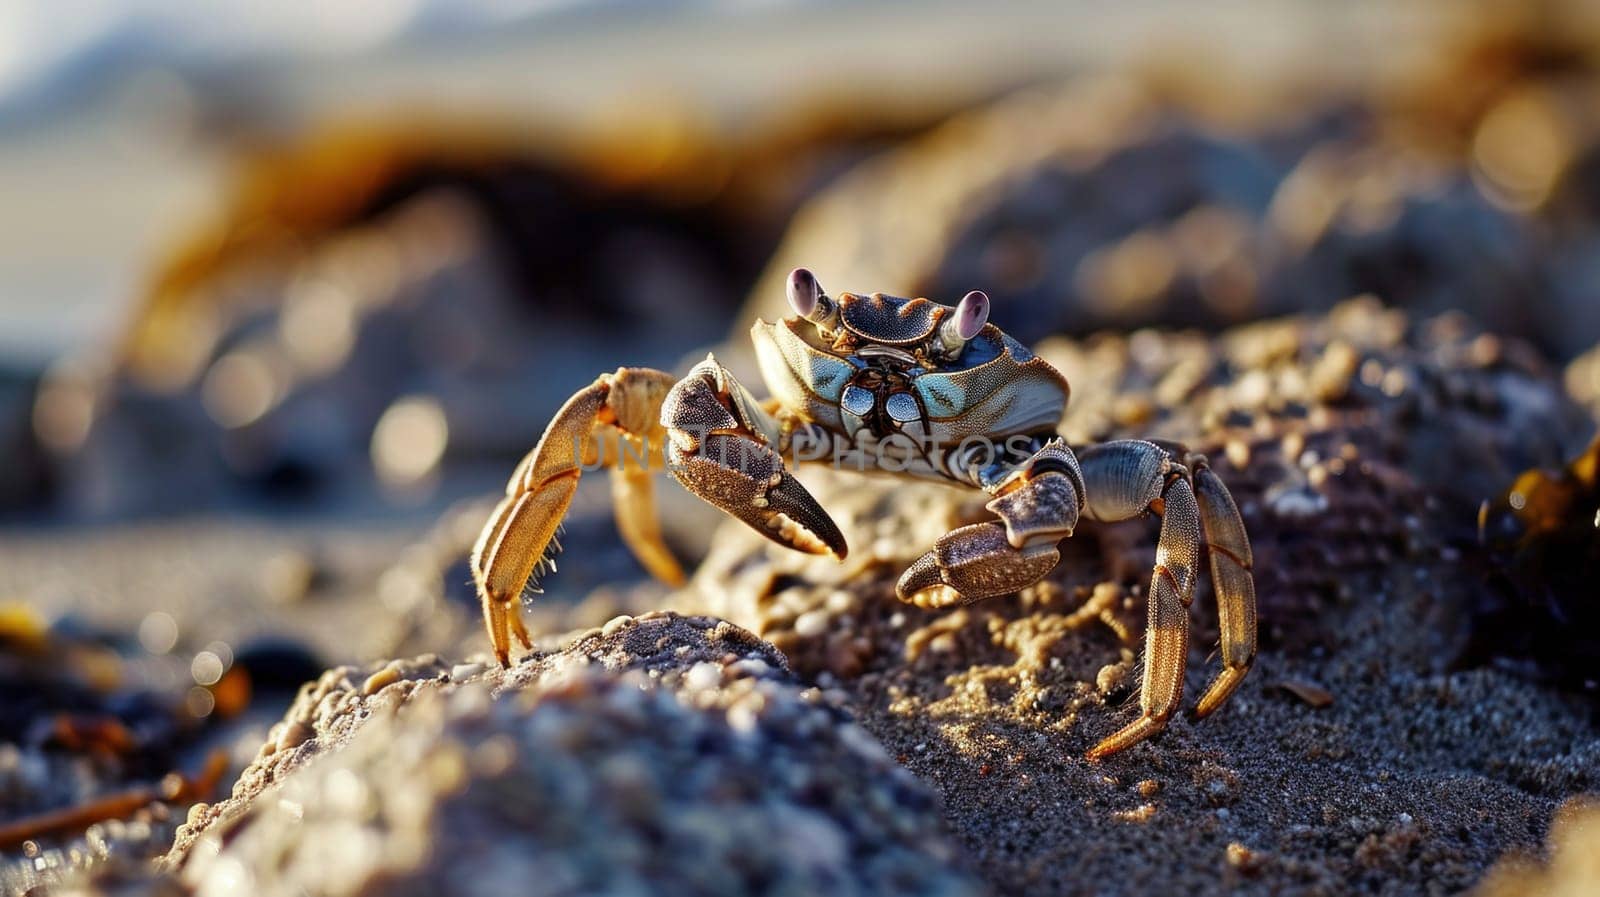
[164,613,981,897]
[683,299,1599,894]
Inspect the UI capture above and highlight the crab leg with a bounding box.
[1192,464,1257,718]
[1076,440,1257,760]
[1077,440,1201,760]
[471,367,684,666]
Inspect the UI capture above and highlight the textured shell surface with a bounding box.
[837,292,942,345]
[751,310,1069,448]
[914,328,1068,440]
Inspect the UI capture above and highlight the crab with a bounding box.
[470,268,1257,758]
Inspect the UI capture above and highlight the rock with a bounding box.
[737,77,1600,364]
[165,613,981,897]
[692,298,1590,676]
[0,366,51,513]
[1475,435,1600,690]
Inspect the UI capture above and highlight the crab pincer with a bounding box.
[663,358,848,560]
[898,440,1082,607]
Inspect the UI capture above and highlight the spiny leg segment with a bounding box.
[471,367,683,666]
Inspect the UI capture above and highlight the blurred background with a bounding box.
[2,0,1600,885]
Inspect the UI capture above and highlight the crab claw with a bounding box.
[899,445,1081,608]
[896,522,1060,608]
[671,433,847,559]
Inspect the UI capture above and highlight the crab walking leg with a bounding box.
[610,463,687,587]
[471,367,683,666]
[663,356,848,560]
[1077,440,1202,760]
[1191,463,1257,718]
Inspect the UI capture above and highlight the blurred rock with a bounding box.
[1477,435,1600,689]
[32,114,946,518]
[740,72,1600,363]
[164,613,980,897]
[0,368,51,513]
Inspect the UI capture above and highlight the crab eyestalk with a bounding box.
[787,267,840,334]
[934,290,989,359]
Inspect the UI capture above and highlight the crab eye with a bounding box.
[786,267,821,317]
[935,290,989,358]
[953,290,989,339]
[786,266,840,333]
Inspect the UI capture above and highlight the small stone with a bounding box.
[1112,803,1156,823]
[1096,662,1129,695]
[1310,340,1359,402]
[1226,842,1261,873]
[361,663,402,696]
[684,661,723,691]
[794,610,830,639]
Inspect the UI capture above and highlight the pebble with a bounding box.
[361,663,403,696]
[684,661,723,692]
[1226,842,1261,872]
[794,610,830,639]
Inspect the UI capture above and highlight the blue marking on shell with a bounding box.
[841,385,876,417]
[916,376,967,418]
[754,320,853,408]
[885,392,921,423]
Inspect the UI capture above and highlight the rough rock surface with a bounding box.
[682,299,1599,895]
[165,612,981,897]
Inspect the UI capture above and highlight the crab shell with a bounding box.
[752,292,1070,446]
